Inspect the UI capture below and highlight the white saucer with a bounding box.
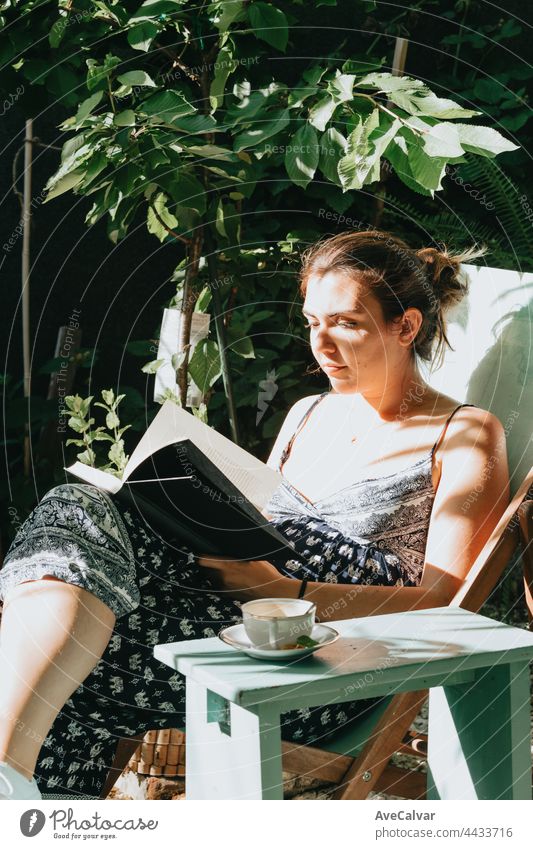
[218,622,339,660]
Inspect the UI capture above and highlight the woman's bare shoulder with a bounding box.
[421,392,504,435]
[436,401,507,463]
[289,393,324,416]
[265,394,323,470]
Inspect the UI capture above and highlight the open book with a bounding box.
[64,400,300,562]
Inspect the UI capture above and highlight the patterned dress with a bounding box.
[0,393,472,799]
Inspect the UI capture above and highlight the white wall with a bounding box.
[421,263,532,496]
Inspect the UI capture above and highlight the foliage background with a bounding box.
[0,0,530,562]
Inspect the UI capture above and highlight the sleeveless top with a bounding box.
[264,391,477,585]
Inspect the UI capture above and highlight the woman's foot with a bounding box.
[0,761,42,800]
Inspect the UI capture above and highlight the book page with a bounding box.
[124,401,283,509]
[63,461,123,493]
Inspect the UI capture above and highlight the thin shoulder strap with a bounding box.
[431,403,478,458]
[278,391,329,472]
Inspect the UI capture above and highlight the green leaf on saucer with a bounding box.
[296,635,320,648]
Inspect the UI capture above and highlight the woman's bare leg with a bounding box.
[0,576,116,781]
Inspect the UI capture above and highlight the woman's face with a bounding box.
[302,269,413,396]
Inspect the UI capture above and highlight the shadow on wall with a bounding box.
[466,299,532,496]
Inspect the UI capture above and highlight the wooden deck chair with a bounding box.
[519,499,533,631]
[101,464,533,800]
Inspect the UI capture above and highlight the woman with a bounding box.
[0,230,509,800]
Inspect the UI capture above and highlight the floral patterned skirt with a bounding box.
[0,483,404,799]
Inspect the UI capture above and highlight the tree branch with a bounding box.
[148,201,191,245]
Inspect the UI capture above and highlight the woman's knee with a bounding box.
[43,483,100,502]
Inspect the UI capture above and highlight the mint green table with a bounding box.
[153,607,533,800]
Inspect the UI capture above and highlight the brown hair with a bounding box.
[299,229,487,369]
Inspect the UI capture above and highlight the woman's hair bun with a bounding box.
[416,244,487,311]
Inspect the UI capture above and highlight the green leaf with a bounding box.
[327,72,355,103]
[453,123,520,157]
[92,431,114,442]
[77,448,96,466]
[188,340,222,390]
[147,192,178,242]
[191,402,208,423]
[356,72,480,119]
[127,21,158,52]
[171,113,218,135]
[384,134,435,197]
[117,70,156,88]
[318,127,347,183]
[226,85,275,125]
[107,198,137,244]
[101,389,115,406]
[285,123,319,188]
[44,169,86,202]
[302,66,328,86]
[295,635,320,648]
[216,199,227,238]
[73,91,104,125]
[166,174,206,216]
[472,79,504,105]
[186,144,238,161]
[308,95,337,132]
[233,109,290,152]
[337,108,385,189]
[171,351,186,371]
[288,85,318,109]
[404,119,464,158]
[86,54,121,92]
[209,46,237,112]
[108,439,127,471]
[141,358,166,373]
[342,58,384,75]
[130,0,181,22]
[409,93,481,119]
[66,416,85,434]
[106,411,120,429]
[140,90,196,122]
[214,0,245,33]
[409,146,448,192]
[81,153,109,187]
[227,333,255,358]
[248,2,289,52]
[80,397,92,418]
[114,109,136,127]
[65,394,93,414]
[49,19,66,49]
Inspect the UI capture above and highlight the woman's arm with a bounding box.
[198,407,510,621]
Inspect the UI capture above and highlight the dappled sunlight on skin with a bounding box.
[303,270,425,405]
[417,562,464,607]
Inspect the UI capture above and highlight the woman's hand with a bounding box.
[195,554,293,602]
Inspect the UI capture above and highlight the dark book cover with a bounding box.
[110,439,302,564]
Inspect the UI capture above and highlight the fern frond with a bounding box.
[456,156,530,267]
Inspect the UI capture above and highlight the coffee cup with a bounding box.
[241,598,316,650]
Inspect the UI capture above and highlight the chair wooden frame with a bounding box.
[101,466,533,800]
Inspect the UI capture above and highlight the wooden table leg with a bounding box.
[184,680,283,800]
[427,661,531,800]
